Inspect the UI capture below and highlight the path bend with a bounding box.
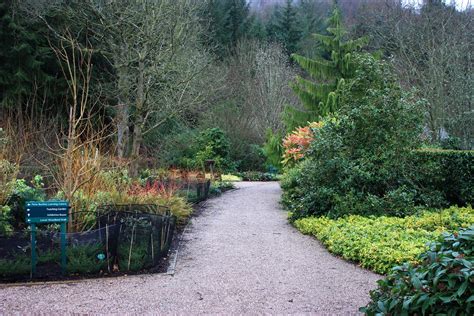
[0,182,379,314]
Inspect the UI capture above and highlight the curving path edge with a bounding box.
[0,182,379,314]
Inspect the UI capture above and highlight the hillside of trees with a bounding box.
[1,0,472,179]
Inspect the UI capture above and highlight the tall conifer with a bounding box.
[285,6,368,131]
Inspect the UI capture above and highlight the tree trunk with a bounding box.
[116,101,129,159]
[130,58,145,177]
[116,51,130,159]
[65,103,76,232]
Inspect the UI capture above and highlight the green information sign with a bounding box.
[26,201,69,277]
[26,201,69,223]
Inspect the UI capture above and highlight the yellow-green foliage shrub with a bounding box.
[294,206,474,274]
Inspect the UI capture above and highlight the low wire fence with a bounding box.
[0,204,176,281]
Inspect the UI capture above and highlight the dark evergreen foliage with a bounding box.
[266,0,301,54]
[285,5,368,131]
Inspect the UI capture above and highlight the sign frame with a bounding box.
[26,201,69,277]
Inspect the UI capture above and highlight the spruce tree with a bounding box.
[284,6,368,131]
[267,0,300,54]
[0,2,53,112]
[226,0,250,48]
[202,0,250,57]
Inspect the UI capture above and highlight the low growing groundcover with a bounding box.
[293,206,474,274]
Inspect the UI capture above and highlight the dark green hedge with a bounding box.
[414,149,474,207]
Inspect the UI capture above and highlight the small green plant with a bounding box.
[117,242,149,272]
[362,226,474,315]
[237,171,279,181]
[209,181,235,196]
[0,254,30,277]
[67,243,108,274]
[293,206,474,274]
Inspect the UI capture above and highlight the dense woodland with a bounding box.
[0,0,472,178]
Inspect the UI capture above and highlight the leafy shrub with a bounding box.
[0,131,18,232]
[0,159,17,205]
[440,136,463,150]
[0,254,30,277]
[235,144,266,172]
[282,122,323,167]
[67,243,108,274]
[237,171,279,181]
[280,161,306,210]
[293,206,474,274]
[155,129,200,168]
[6,176,46,229]
[191,128,233,172]
[209,181,235,196]
[283,54,425,219]
[362,226,474,315]
[263,130,284,171]
[0,205,13,235]
[413,149,474,207]
[95,169,131,193]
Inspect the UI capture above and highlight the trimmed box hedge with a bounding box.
[413,149,474,207]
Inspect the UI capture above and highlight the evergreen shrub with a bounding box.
[283,54,425,220]
[413,149,474,207]
[362,226,474,315]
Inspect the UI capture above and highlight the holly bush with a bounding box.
[282,54,426,220]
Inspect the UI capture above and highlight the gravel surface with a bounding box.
[0,182,380,315]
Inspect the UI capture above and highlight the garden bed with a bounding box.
[293,206,474,274]
[0,205,176,282]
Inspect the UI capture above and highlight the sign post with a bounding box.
[30,223,37,277]
[26,201,69,277]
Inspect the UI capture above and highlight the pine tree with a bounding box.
[226,0,250,48]
[284,6,368,131]
[0,2,54,112]
[267,0,300,54]
[202,0,250,57]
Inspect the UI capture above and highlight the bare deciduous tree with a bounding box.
[207,40,297,161]
[354,1,473,148]
[45,29,106,231]
[92,0,212,174]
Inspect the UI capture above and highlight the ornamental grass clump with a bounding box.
[361,226,474,315]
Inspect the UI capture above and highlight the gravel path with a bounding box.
[0,182,379,314]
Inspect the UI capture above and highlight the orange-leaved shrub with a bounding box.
[282,122,323,167]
